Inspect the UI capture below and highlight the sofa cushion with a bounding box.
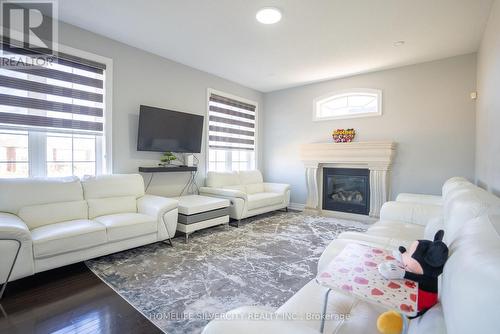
[245,183,265,194]
[206,171,240,188]
[203,306,319,334]
[441,214,500,334]
[276,280,384,333]
[239,170,263,185]
[225,184,246,193]
[94,213,157,242]
[18,200,88,230]
[441,177,471,198]
[443,186,500,243]
[87,196,137,219]
[424,216,445,240]
[395,193,443,206]
[380,201,442,226]
[82,174,145,199]
[247,192,283,210]
[31,219,107,258]
[408,303,447,334]
[0,176,83,215]
[365,220,425,241]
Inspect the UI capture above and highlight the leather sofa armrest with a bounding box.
[137,195,179,240]
[396,193,443,206]
[0,213,31,242]
[203,306,318,334]
[380,201,443,226]
[199,187,248,200]
[0,213,34,284]
[263,183,290,194]
[137,195,178,217]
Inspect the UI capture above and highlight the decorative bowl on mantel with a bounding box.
[332,129,356,143]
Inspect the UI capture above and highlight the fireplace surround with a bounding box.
[299,141,396,218]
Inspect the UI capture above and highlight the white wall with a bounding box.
[57,22,264,196]
[263,54,477,205]
[56,20,480,204]
[476,0,500,196]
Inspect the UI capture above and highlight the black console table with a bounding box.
[139,166,197,173]
[139,166,198,194]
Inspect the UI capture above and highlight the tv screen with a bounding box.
[137,105,204,153]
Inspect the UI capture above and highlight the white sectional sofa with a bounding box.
[199,170,290,225]
[203,177,500,334]
[0,174,178,298]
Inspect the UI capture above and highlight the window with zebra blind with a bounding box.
[0,40,111,178]
[207,90,257,172]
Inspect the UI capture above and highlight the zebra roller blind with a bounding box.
[0,41,106,134]
[208,93,256,151]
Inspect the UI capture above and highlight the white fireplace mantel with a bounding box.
[299,141,396,218]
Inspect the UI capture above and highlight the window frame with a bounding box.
[0,129,30,178]
[0,40,113,178]
[312,88,382,121]
[206,88,258,173]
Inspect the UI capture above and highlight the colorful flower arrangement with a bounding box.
[332,128,356,143]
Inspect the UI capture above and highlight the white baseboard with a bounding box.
[288,202,305,211]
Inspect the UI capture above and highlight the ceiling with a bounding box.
[54,0,493,92]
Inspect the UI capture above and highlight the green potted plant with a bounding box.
[160,151,176,166]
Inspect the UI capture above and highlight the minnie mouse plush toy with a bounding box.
[376,230,449,334]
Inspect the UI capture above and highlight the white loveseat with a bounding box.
[199,170,290,225]
[203,177,500,334]
[0,174,178,298]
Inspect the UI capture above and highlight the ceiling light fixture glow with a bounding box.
[256,7,282,24]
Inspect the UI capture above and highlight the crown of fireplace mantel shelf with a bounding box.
[300,141,397,168]
[299,141,397,218]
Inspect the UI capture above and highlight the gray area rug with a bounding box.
[85,211,368,334]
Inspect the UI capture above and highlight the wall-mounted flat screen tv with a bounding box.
[137,105,204,153]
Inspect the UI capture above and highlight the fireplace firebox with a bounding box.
[322,168,370,215]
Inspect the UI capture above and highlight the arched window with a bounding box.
[313,89,382,121]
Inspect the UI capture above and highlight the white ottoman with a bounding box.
[173,195,230,242]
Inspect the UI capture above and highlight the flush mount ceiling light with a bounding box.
[256,7,282,24]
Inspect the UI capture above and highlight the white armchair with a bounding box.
[199,170,290,225]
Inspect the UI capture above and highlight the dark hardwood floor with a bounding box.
[0,263,163,334]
